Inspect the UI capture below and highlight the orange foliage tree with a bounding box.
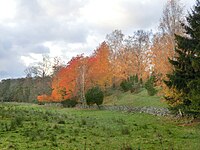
[87,42,113,90]
[51,55,84,101]
[151,33,174,85]
[106,30,152,86]
[38,42,113,102]
[151,0,185,86]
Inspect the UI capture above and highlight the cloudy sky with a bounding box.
[0,0,196,80]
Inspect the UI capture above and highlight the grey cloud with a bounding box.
[40,0,88,17]
[121,0,164,29]
[0,0,90,79]
[0,71,8,77]
[0,55,26,79]
[0,42,12,58]
[8,0,89,45]
[16,0,46,20]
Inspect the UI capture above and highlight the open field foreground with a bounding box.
[0,103,200,150]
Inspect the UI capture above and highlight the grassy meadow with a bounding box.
[104,89,168,108]
[0,103,200,150]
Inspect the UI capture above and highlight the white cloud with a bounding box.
[20,53,43,67]
[0,0,17,21]
[80,0,126,29]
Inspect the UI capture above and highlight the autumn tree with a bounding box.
[106,30,126,86]
[151,0,185,85]
[151,33,175,85]
[106,29,124,59]
[124,30,152,80]
[87,42,112,90]
[159,0,185,51]
[49,43,112,102]
[52,57,65,76]
[106,29,152,87]
[51,55,84,101]
[76,56,88,103]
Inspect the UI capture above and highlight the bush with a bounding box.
[120,80,132,92]
[38,101,45,105]
[130,83,141,94]
[145,76,157,96]
[120,75,142,93]
[61,99,78,108]
[85,86,104,108]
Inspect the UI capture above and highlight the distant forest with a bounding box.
[0,77,51,103]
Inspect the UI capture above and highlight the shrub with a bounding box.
[38,101,45,105]
[130,83,141,94]
[85,86,104,108]
[61,99,78,108]
[145,76,157,96]
[120,75,142,93]
[120,80,132,92]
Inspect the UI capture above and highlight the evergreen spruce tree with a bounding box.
[165,0,200,113]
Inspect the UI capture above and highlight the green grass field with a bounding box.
[0,103,199,150]
[104,89,168,108]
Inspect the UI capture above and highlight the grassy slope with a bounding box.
[104,89,168,108]
[0,103,200,150]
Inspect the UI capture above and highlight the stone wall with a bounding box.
[76,104,171,116]
[1,102,171,116]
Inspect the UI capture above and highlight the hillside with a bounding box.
[104,89,168,108]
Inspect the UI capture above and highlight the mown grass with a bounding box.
[0,103,200,149]
[104,89,168,108]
